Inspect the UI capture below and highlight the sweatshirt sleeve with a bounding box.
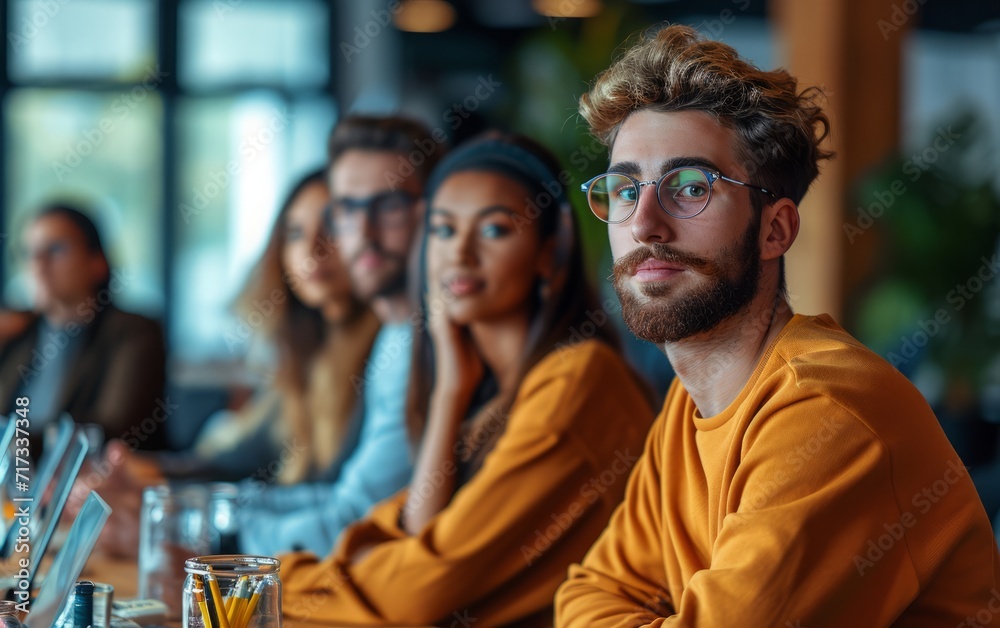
[556,409,673,626]
[565,395,935,627]
[279,364,621,626]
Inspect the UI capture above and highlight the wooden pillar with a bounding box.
[770,0,907,321]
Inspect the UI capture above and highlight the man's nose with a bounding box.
[629,184,677,245]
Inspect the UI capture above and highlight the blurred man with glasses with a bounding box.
[556,24,999,626]
[237,115,443,557]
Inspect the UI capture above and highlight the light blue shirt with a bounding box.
[238,323,415,556]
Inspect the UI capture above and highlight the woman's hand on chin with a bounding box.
[427,282,483,404]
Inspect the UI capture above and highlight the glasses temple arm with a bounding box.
[717,174,776,199]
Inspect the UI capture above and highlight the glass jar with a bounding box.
[0,600,25,628]
[139,484,210,619]
[182,555,281,628]
[139,483,242,619]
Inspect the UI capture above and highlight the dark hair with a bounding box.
[406,132,619,476]
[327,114,445,187]
[34,203,111,293]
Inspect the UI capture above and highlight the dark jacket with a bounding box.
[0,305,167,450]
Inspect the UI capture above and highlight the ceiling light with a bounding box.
[394,0,457,33]
[531,0,603,19]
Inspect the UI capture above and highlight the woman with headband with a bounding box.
[279,132,655,626]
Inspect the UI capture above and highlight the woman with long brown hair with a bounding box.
[183,168,379,485]
[278,133,655,626]
[114,168,379,488]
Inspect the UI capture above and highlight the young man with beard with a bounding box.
[556,25,1000,626]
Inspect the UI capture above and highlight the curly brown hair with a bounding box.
[580,24,834,208]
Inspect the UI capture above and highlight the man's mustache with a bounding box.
[612,244,710,278]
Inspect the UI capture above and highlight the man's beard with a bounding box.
[612,218,761,344]
[373,266,407,298]
[350,247,408,299]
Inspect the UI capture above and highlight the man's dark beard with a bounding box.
[351,247,408,298]
[373,266,407,297]
[612,218,761,344]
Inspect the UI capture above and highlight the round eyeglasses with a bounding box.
[580,167,775,223]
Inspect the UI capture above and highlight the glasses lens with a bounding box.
[371,192,410,213]
[371,192,412,227]
[588,174,638,223]
[659,168,711,217]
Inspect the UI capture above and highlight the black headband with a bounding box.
[419,138,575,297]
[424,139,570,211]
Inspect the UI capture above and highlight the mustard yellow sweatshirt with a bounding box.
[280,339,654,626]
[557,314,1000,627]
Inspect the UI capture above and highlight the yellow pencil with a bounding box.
[234,577,267,628]
[192,575,214,628]
[225,574,248,624]
[205,571,231,628]
[230,577,253,628]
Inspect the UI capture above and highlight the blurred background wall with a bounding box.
[0,0,998,453]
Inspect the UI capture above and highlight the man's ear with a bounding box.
[759,198,799,262]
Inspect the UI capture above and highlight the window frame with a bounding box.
[0,0,339,358]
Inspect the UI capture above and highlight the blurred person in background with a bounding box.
[79,167,378,558]
[81,114,443,560]
[0,204,166,452]
[234,114,441,557]
[158,167,381,483]
[278,132,655,627]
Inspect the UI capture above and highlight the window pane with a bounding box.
[904,31,1000,169]
[8,0,158,81]
[172,93,335,360]
[3,89,164,315]
[179,0,330,90]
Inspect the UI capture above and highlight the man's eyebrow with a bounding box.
[659,156,723,174]
[607,157,725,179]
[607,161,641,176]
